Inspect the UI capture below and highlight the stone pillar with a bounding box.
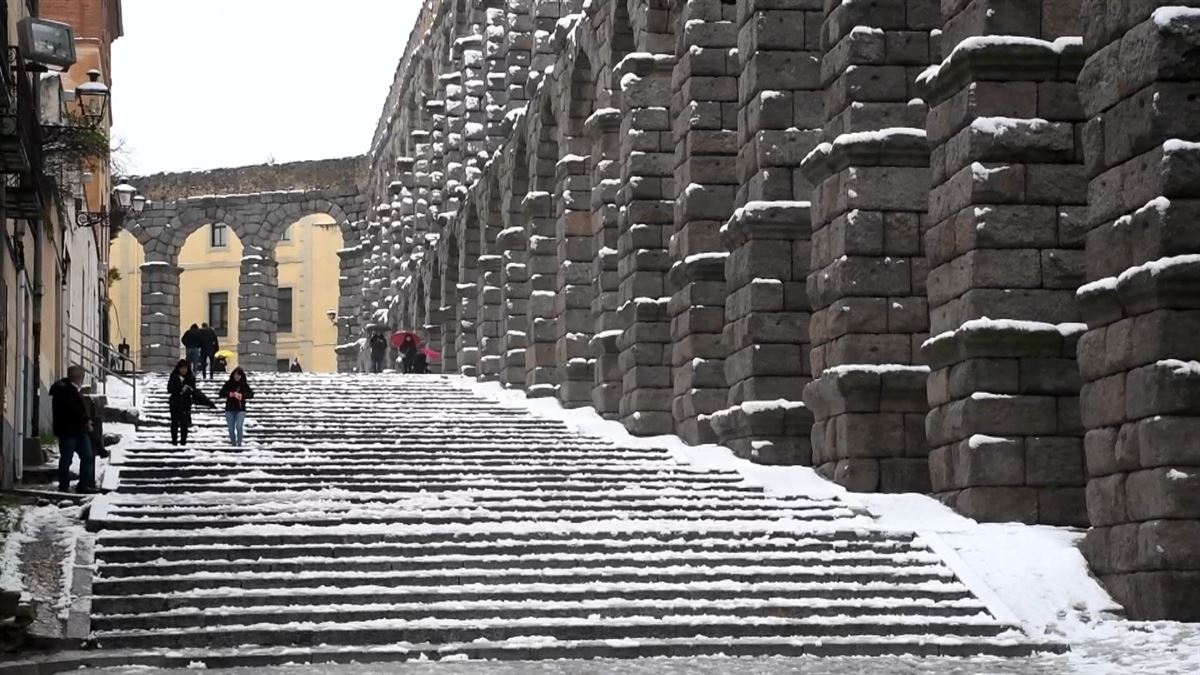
[483,4,510,155]
[139,256,181,372]
[455,212,483,378]
[335,240,366,373]
[475,254,504,381]
[238,249,279,372]
[713,203,813,464]
[668,0,738,445]
[555,153,596,407]
[920,1,1088,525]
[524,189,559,397]
[1076,3,1200,621]
[616,54,676,437]
[710,0,823,462]
[503,1,533,115]
[498,225,530,389]
[800,0,938,492]
[587,109,623,420]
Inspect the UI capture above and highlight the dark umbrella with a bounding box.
[192,389,217,409]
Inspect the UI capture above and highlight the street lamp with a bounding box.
[76,178,143,228]
[76,69,109,128]
[113,178,137,210]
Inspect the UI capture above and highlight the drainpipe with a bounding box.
[29,213,44,438]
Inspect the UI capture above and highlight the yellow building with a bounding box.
[108,214,342,372]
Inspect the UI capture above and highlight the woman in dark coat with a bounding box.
[399,334,419,374]
[167,359,197,446]
[218,367,255,447]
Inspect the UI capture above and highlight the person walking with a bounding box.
[218,367,254,447]
[200,322,220,380]
[49,365,97,494]
[398,333,419,374]
[369,332,388,373]
[289,358,303,373]
[181,324,205,375]
[167,359,198,446]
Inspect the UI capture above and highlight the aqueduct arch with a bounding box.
[127,157,370,372]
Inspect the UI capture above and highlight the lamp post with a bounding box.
[75,69,109,128]
[76,177,144,228]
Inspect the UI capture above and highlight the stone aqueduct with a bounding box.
[127,0,1200,621]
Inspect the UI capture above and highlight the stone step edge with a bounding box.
[91,524,907,544]
[0,636,1069,674]
[91,595,990,619]
[95,549,945,575]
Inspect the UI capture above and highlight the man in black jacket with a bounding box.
[181,324,205,375]
[49,365,97,493]
[199,322,220,380]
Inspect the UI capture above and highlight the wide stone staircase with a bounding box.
[77,373,1061,668]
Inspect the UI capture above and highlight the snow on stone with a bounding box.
[832,128,926,147]
[1160,359,1200,376]
[1153,6,1200,27]
[824,364,932,376]
[925,317,1088,349]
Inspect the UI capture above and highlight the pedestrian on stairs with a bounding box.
[181,324,205,375]
[199,322,220,380]
[167,359,198,446]
[218,367,254,447]
[49,365,98,494]
[369,332,388,373]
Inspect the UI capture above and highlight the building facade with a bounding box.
[109,212,343,372]
[1,0,124,487]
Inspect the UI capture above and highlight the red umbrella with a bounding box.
[390,331,422,348]
[421,347,442,362]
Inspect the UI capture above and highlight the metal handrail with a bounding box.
[65,323,138,406]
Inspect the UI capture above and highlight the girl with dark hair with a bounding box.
[218,367,255,447]
[167,359,197,446]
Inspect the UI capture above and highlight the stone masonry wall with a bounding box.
[1075,2,1200,621]
[360,0,1200,621]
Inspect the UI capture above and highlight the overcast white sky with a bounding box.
[111,0,420,176]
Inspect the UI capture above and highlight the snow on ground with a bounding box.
[64,375,1200,674]
[0,502,87,636]
[468,380,1200,674]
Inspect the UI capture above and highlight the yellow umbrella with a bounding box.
[215,350,236,359]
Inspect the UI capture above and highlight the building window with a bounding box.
[211,223,228,248]
[276,358,291,373]
[208,292,229,337]
[278,287,293,334]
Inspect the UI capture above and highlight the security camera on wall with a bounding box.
[17,17,77,71]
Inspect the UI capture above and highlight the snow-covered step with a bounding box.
[101,494,842,513]
[109,479,758,495]
[94,527,910,551]
[54,634,1064,672]
[110,463,705,478]
[97,546,943,578]
[84,373,1058,664]
[90,507,858,530]
[93,563,960,597]
[90,613,1018,651]
[93,533,913,563]
[91,579,983,616]
[91,595,994,632]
